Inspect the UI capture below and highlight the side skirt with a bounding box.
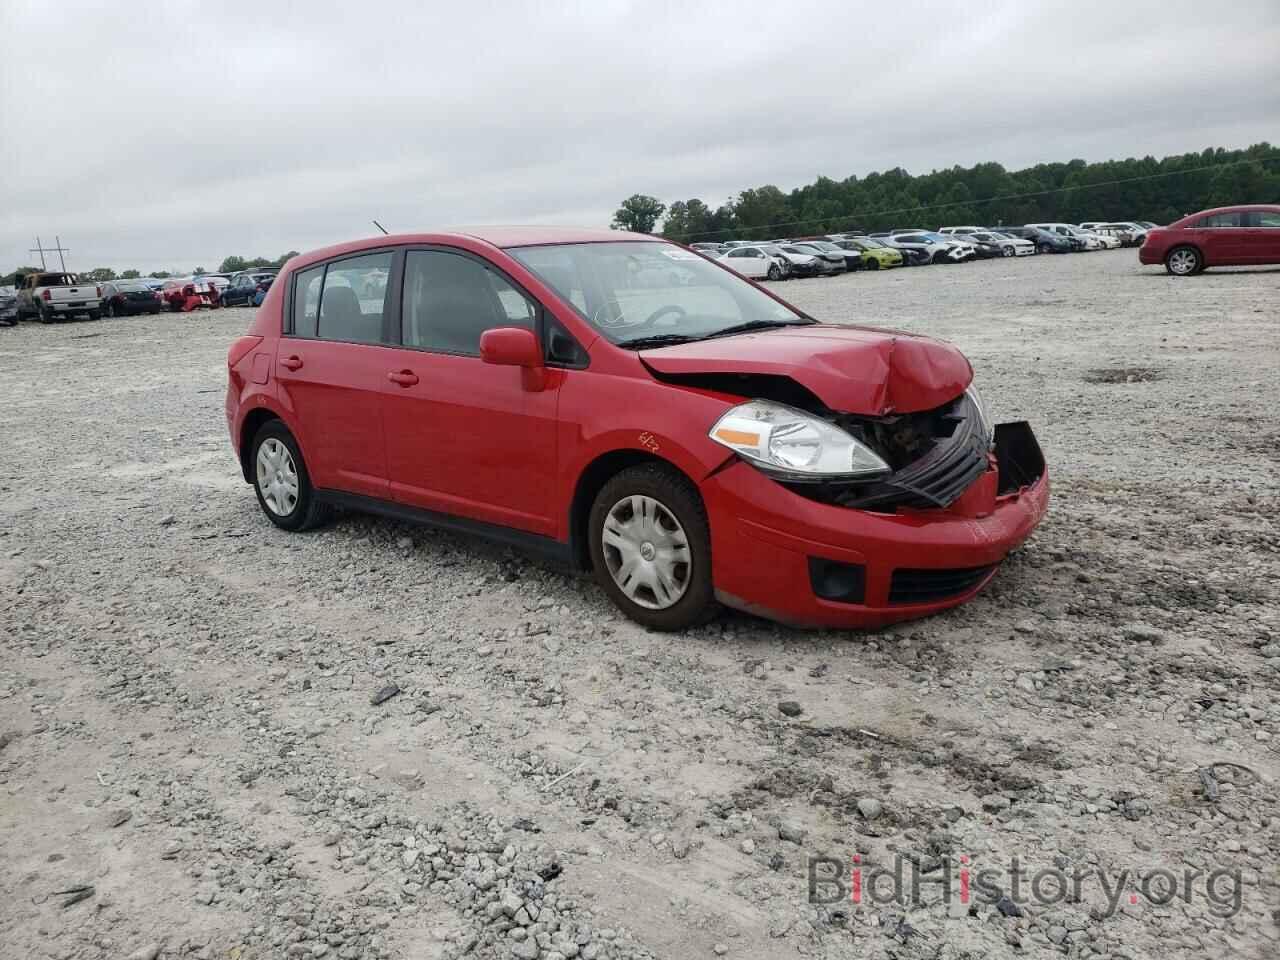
[314,489,575,567]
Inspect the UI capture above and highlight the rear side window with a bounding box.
[292,265,324,337]
[291,253,393,344]
[1195,212,1242,228]
[318,253,393,344]
[1244,211,1280,227]
[402,250,536,356]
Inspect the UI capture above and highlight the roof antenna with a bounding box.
[372,219,389,236]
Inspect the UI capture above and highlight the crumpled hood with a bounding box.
[640,324,972,415]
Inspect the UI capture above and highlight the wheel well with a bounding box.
[238,408,280,482]
[569,450,691,570]
[1167,242,1202,258]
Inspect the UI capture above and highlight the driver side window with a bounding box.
[402,250,535,356]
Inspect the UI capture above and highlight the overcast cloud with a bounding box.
[2,0,1277,272]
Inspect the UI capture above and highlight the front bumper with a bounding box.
[703,423,1049,628]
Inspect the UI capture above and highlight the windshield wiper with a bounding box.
[617,333,704,349]
[702,318,814,340]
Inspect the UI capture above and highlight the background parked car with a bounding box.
[787,242,848,273]
[101,280,164,316]
[776,244,835,276]
[15,272,103,321]
[968,230,1035,256]
[162,277,217,311]
[0,285,17,325]
[890,232,972,264]
[1096,222,1149,245]
[717,245,776,280]
[221,271,278,307]
[1000,225,1075,253]
[1028,223,1095,250]
[1139,204,1280,275]
[835,237,902,269]
[797,238,863,272]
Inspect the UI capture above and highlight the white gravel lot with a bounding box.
[1,250,1278,960]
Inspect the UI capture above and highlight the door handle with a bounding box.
[387,370,419,387]
[279,355,303,371]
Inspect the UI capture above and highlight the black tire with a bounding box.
[38,304,53,324]
[106,302,117,318]
[588,463,719,631]
[1164,245,1202,276]
[866,258,880,270]
[766,264,781,281]
[1002,246,1014,257]
[1037,243,1053,254]
[87,310,100,321]
[249,420,331,532]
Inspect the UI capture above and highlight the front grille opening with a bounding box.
[808,557,866,604]
[888,565,996,605]
[785,392,989,513]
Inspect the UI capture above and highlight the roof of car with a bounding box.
[1176,203,1280,221]
[285,226,662,272]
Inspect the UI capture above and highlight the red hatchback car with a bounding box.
[1140,204,1280,275]
[226,228,1048,630]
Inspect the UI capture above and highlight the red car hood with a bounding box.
[640,324,972,415]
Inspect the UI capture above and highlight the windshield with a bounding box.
[508,241,808,347]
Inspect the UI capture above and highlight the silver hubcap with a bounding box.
[602,495,691,610]
[256,438,299,516]
[1169,250,1196,275]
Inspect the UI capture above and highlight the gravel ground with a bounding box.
[1,250,1277,960]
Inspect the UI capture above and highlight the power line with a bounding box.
[669,158,1262,240]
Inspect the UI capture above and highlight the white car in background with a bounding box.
[938,225,984,236]
[717,245,785,280]
[968,230,1036,256]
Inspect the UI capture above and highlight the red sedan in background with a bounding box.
[1140,204,1280,275]
[162,276,219,311]
[225,227,1048,630]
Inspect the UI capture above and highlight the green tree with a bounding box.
[733,186,792,235]
[661,199,715,241]
[86,267,117,282]
[149,270,171,279]
[120,269,141,280]
[219,256,248,273]
[611,194,666,233]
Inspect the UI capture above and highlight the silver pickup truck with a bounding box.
[16,272,104,322]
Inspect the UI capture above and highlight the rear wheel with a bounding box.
[250,421,330,532]
[589,464,718,630]
[1165,246,1202,276]
[106,302,117,318]
[38,304,53,323]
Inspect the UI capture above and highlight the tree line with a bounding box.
[2,251,300,287]
[609,142,1279,240]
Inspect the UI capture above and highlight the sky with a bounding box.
[2,0,1277,273]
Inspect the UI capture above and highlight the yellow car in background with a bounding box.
[836,237,903,269]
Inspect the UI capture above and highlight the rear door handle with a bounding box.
[387,370,419,387]
[279,355,303,371]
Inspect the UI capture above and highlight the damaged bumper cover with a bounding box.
[703,420,1048,628]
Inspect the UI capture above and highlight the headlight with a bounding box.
[964,383,994,448]
[709,400,890,480]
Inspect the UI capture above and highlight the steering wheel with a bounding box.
[643,304,687,328]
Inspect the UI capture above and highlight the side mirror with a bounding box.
[480,326,543,369]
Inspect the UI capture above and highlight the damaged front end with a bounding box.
[793,392,1045,512]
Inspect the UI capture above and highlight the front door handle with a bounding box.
[279,355,303,371]
[387,370,419,387]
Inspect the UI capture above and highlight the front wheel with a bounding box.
[1165,246,1202,276]
[589,464,718,630]
[1002,246,1014,257]
[250,421,330,532]
[766,264,781,281]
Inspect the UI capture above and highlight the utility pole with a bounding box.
[29,236,71,272]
